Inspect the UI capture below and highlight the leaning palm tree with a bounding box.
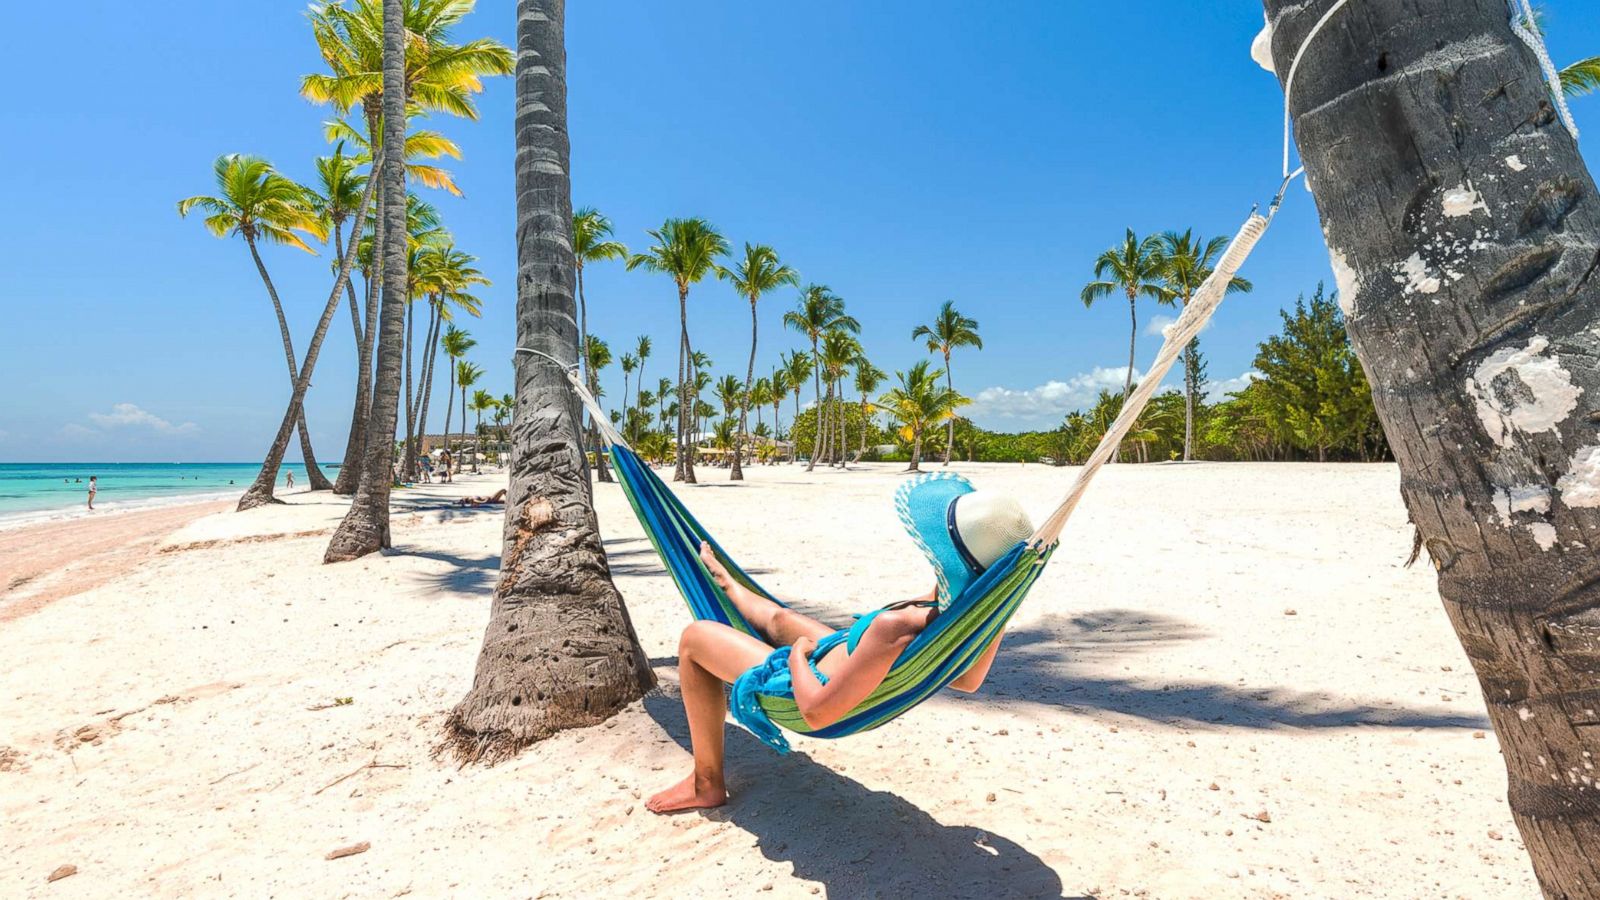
[717,243,799,481]
[783,285,859,470]
[178,153,337,498]
[1160,229,1253,461]
[324,0,414,560]
[911,300,983,466]
[877,360,969,473]
[446,0,651,760]
[1081,229,1173,398]
[572,208,629,387]
[410,244,487,477]
[626,218,729,483]
[439,325,475,465]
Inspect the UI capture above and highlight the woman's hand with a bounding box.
[791,635,817,661]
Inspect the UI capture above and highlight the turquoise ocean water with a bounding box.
[0,463,318,526]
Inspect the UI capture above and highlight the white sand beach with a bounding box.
[0,463,1537,898]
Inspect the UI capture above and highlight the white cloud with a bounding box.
[86,403,198,435]
[966,367,1142,431]
[1204,370,1260,401]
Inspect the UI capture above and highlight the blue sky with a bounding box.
[2,1,1596,462]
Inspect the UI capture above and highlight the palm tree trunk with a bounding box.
[242,236,332,498]
[413,300,442,474]
[807,337,823,471]
[237,152,378,511]
[460,386,468,470]
[336,166,385,495]
[1267,1,1600,891]
[942,352,955,466]
[333,216,369,494]
[732,299,757,480]
[446,0,652,761]
[324,0,408,561]
[677,290,697,484]
[1124,290,1137,398]
[792,390,801,463]
[402,298,417,480]
[909,427,923,473]
[1182,340,1196,462]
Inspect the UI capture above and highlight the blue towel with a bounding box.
[729,611,885,752]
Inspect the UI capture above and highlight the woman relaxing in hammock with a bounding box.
[647,473,1033,813]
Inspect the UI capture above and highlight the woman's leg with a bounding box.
[698,542,834,646]
[647,620,773,813]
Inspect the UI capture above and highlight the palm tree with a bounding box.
[178,154,338,498]
[632,335,652,426]
[583,334,614,481]
[325,0,413,560]
[455,359,483,473]
[1563,58,1600,96]
[620,353,638,428]
[409,244,487,477]
[717,243,799,481]
[626,218,729,483]
[714,374,744,424]
[572,208,629,388]
[655,376,673,438]
[323,114,465,197]
[748,377,772,435]
[469,388,495,473]
[446,0,650,760]
[817,329,861,467]
[780,350,812,462]
[1160,230,1253,461]
[1266,1,1600,884]
[853,356,886,458]
[1081,229,1173,398]
[783,285,859,470]
[439,325,475,466]
[768,368,789,440]
[877,360,968,473]
[911,301,983,466]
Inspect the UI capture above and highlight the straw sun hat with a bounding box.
[894,472,1034,610]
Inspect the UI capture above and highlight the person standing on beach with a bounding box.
[286,470,296,490]
[87,476,97,510]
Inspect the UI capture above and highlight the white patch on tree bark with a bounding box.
[1527,522,1558,550]
[1393,253,1442,295]
[1465,336,1582,446]
[1557,445,1600,509]
[1442,183,1490,218]
[1328,247,1361,315]
[1505,154,1527,172]
[1492,483,1552,524]
[1250,14,1274,72]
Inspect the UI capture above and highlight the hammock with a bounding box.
[524,203,1272,752]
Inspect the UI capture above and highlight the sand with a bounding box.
[0,462,1538,898]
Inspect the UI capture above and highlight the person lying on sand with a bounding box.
[647,474,1033,813]
[456,488,507,507]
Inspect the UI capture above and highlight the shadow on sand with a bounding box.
[641,690,1080,899]
[979,609,1490,730]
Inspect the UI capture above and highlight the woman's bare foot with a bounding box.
[645,773,727,813]
[699,541,740,595]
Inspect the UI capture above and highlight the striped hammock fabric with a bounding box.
[608,444,1054,751]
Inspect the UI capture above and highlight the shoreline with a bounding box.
[0,497,237,623]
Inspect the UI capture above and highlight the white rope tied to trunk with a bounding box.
[1507,0,1580,140]
[1030,211,1272,548]
[514,346,629,449]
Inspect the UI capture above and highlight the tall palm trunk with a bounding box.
[460,385,468,469]
[442,364,457,474]
[1182,342,1195,462]
[941,351,955,466]
[412,300,442,475]
[333,216,369,493]
[791,389,802,463]
[908,426,923,473]
[447,0,652,761]
[675,286,697,483]
[1123,289,1137,398]
[806,336,823,471]
[1267,1,1600,893]
[237,154,378,510]
[335,172,385,495]
[402,298,417,480]
[324,0,408,561]
[732,298,757,480]
[242,236,332,497]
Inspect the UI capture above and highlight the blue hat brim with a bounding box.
[894,473,980,610]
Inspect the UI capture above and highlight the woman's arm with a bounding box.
[787,618,917,729]
[947,632,1004,693]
